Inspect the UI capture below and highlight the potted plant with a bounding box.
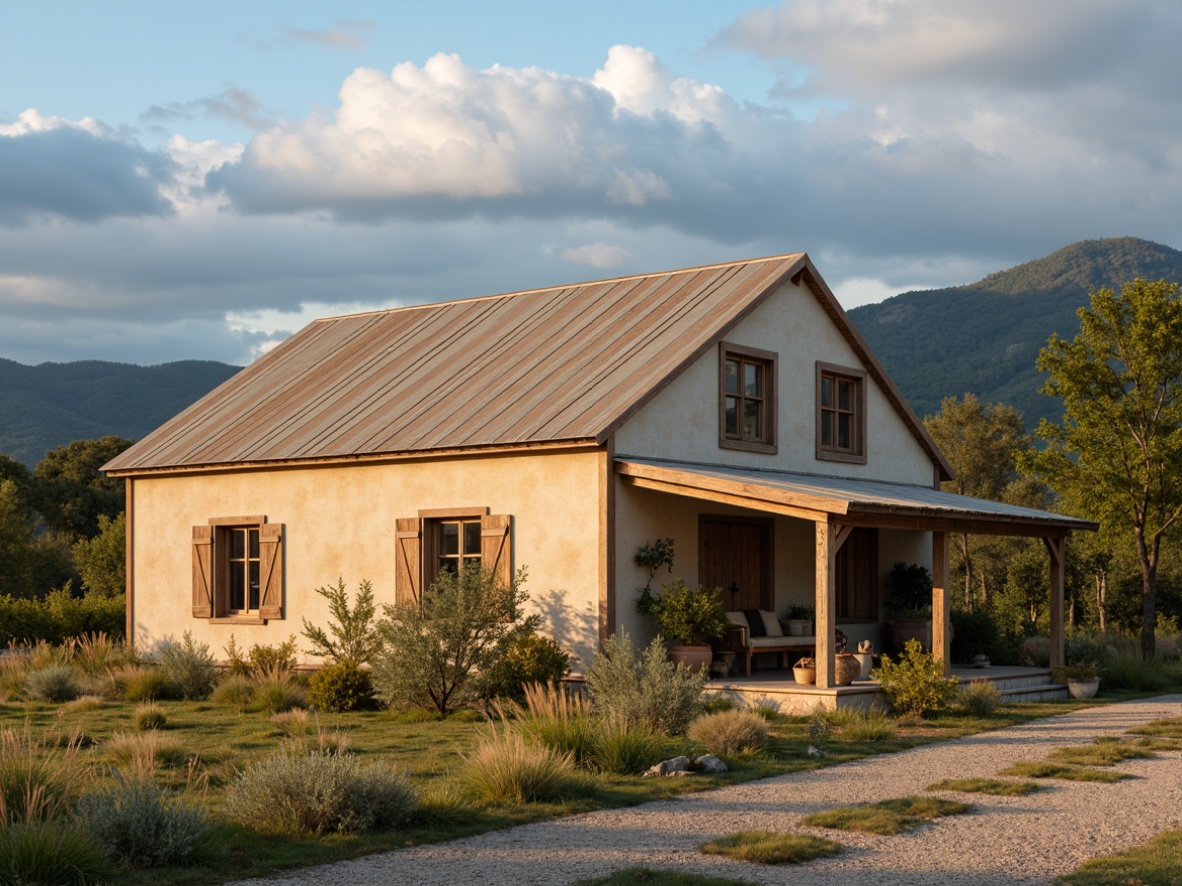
[1051,661,1101,699]
[793,656,816,685]
[885,562,933,653]
[783,603,814,636]
[641,578,729,672]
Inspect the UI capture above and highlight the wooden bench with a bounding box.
[720,611,816,676]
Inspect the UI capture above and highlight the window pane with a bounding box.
[821,413,832,447]
[230,529,244,560]
[248,528,259,559]
[724,360,739,394]
[463,521,481,556]
[725,397,738,435]
[821,376,831,407]
[743,362,761,396]
[249,562,260,610]
[440,522,459,556]
[838,412,851,448]
[743,399,761,438]
[838,380,852,411]
[229,566,245,611]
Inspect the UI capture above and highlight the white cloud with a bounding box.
[560,243,632,269]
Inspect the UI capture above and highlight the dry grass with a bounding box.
[104,730,191,776]
[0,726,87,824]
[460,724,576,805]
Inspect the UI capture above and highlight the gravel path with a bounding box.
[232,695,1182,886]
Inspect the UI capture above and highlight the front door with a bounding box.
[698,516,773,612]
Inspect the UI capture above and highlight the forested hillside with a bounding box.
[848,237,1182,427]
[0,359,239,466]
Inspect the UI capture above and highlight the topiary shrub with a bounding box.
[307,661,375,713]
[478,632,572,702]
[158,632,217,701]
[75,774,208,868]
[687,709,769,756]
[226,746,416,836]
[871,639,959,718]
[24,664,81,703]
[585,629,706,735]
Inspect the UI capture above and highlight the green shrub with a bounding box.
[478,632,572,702]
[224,635,299,677]
[951,609,1013,664]
[0,822,113,885]
[75,774,208,868]
[817,707,898,742]
[122,667,172,702]
[591,720,665,775]
[159,632,217,700]
[0,588,125,647]
[957,679,1002,717]
[641,578,729,646]
[460,727,575,805]
[133,703,167,731]
[1102,650,1170,691]
[871,639,959,717]
[307,661,374,713]
[585,630,706,735]
[211,674,255,711]
[687,709,769,756]
[227,747,416,836]
[251,675,306,714]
[301,578,380,666]
[24,664,81,703]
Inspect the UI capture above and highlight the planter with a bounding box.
[1067,677,1100,699]
[834,654,860,686]
[793,666,816,685]
[889,618,932,654]
[669,645,713,673]
[971,654,991,669]
[785,619,812,637]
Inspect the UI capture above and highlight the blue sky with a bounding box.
[2,1,1180,365]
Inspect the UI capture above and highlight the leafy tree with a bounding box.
[0,479,35,597]
[33,436,132,538]
[372,564,534,715]
[301,578,380,666]
[72,512,126,598]
[924,394,1032,609]
[1020,278,1182,656]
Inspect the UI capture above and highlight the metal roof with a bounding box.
[616,457,1098,536]
[104,253,949,476]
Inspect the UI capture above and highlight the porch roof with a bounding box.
[615,457,1099,537]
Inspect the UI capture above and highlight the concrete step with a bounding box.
[997,682,1070,703]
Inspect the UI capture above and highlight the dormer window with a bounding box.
[719,342,777,454]
[816,362,867,464]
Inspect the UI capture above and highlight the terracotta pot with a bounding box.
[669,645,713,673]
[834,654,860,686]
[793,666,816,685]
[1068,677,1100,699]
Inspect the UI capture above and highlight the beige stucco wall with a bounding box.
[130,449,602,669]
[614,277,936,486]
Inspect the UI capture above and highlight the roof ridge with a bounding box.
[313,252,807,323]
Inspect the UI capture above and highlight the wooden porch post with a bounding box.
[932,531,951,675]
[1044,535,1066,668]
[815,519,838,689]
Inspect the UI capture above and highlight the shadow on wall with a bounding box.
[532,589,597,672]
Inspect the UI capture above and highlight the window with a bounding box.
[192,516,284,622]
[835,527,878,622]
[816,362,867,464]
[395,509,512,604]
[719,342,777,454]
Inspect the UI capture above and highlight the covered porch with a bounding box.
[616,457,1098,692]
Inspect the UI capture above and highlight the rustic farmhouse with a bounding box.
[103,253,1095,688]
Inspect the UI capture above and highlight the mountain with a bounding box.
[847,237,1182,429]
[0,359,240,467]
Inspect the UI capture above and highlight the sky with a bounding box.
[2,0,1181,367]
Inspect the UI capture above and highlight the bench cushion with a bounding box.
[746,635,815,649]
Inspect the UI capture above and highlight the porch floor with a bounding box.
[707,665,1068,714]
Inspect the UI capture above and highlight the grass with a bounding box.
[572,869,761,886]
[998,761,1130,782]
[1127,716,1182,738]
[0,695,1124,885]
[1047,739,1156,767]
[926,778,1042,796]
[699,831,841,865]
[1060,827,1182,885]
[800,796,970,835]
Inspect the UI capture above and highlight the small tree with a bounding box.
[301,578,380,666]
[372,564,533,715]
[871,639,959,718]
[73,512,126,598]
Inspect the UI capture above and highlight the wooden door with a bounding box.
[698,516,773,611]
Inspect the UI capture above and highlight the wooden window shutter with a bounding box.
[192,525,214,618]
[480,514,512,590]
[258,523,284,619]
[395,518,423,604]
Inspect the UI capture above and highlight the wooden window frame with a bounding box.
[719,342,778,455]
[193,515,284,624]
[395,508,513,607]
[835,527,878,623]
[816,361,867,465]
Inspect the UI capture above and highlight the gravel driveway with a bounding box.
[231,695,1182,886]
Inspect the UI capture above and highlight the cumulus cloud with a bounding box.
[0,110,176,226]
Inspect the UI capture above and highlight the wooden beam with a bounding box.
[843,510,1091,537]
[815,520,837,689]
[1044,536,1066,667]
[125,477,134,651]
[932,531,951,674]
[620,475,834,523]
[598,439,616,651]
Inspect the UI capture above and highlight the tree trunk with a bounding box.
[1095,571,1107,633]
[1134,525,1158,658]
[960,533,973,611]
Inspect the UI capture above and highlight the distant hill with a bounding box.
[0,359,240,467]
[847,237,1182,429]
